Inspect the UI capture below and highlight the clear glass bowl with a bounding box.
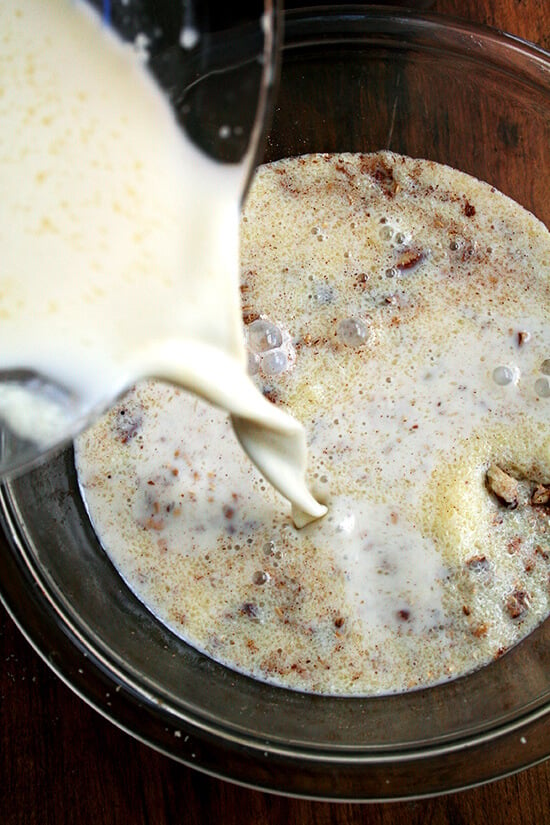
[0,6,548,800]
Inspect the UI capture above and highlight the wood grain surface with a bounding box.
[1,1,549,823]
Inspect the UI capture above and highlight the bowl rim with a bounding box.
[1,4,549,801]
[284,3,550,68]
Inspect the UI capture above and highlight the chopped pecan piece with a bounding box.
[505,589,530,620]
[486,465,519,508]
[466,555,490,573]
[242,309,260,326]
[531,484,550,506]
[395,247,426,272]
[240,602,259,619]
[363,156,395,195]
[535,544,548,561]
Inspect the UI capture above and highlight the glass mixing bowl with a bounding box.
[0,6,548,800]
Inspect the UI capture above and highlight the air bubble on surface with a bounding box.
[541,359,550,375]
[247,319,282,352]
[492,366,516,386]
[263,541,275,556]
[337,317,369,347]
[247,351,260,376]
[534,377,550,397]
[262,349,288,375]
[379,225,393,241]
[253,570,268,585]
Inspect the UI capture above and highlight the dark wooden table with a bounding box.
[1,1,548,823]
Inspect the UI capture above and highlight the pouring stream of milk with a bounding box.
[0,0,326,526]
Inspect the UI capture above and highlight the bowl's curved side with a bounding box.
[1,516,549,801]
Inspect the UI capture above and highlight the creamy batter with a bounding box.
[77,153,550,695]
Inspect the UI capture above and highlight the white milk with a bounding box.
[0,0,325,525]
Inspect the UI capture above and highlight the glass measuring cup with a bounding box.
[0,0,279,478]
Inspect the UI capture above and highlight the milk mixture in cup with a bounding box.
[77,152,550,695]
[1,0,324,520]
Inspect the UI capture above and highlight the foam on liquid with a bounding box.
[77,153,550,695]
[0,0,325,524]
